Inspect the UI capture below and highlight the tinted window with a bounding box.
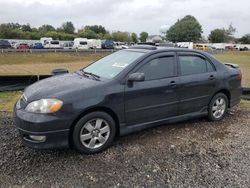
[179,56,207,75]
[137,56,175,80]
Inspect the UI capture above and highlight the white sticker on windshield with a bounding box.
[112,62,129,68]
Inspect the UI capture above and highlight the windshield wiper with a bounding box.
[80,69,100,81]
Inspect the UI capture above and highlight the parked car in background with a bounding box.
[114,42,129,49]
[0,40,11,49]
[10,41,18,48]
[16,43,29,49]
[31,43,44,49]
[14,46,242,154]
[101,39,114,49]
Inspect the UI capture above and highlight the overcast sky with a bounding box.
[0,0,249,37]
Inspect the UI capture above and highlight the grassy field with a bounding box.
[0,91,22,112]
[0,51,249,86]
[215,51,250,87]
[0,52,108,75]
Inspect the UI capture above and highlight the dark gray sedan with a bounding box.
[14,46,242,154]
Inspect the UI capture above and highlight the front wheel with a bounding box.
[72,112,116,154]
[208,93,228,121]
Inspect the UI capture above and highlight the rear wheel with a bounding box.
[208,93,228,121]
[72,111,116,154]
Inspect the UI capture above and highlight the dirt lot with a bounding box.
[0,106,249,187]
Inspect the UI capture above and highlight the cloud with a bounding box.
[0,0,249,37]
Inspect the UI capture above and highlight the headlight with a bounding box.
[25,99,63,113]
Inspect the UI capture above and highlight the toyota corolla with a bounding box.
[14,46,242,154]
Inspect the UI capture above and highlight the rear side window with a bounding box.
[137,56,175,80]
[179,55,213,75]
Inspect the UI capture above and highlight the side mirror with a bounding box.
[52,68,69,76]
[128,73,145,82]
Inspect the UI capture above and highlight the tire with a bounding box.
[208,93,228,121]
[72,111,116,154]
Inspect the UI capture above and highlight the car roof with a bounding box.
[125,45,207,55]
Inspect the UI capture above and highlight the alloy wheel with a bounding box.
[212,97,226,119]
[80,118,110,149]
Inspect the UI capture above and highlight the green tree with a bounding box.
[84,25,106,34]
[78,29,97,39]
[0,23,22,39]
[208,29,227,43]
[112,31,131,42]
[239,34,250,44]
[131,32,138,43]
[139,32,148,42]
[21,24,32,32]
[60,21,75,34]
[38,24,56,33]
[225,23,236,42]
[102,33,113,39]
[166,15,202,42]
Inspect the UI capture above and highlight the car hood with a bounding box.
[24,73,102,101]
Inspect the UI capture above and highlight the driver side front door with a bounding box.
[124,52,179,126]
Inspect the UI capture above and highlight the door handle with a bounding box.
[209,75,215,80]
[170,81,177,87]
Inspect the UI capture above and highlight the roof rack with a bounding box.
[129,45,157,50]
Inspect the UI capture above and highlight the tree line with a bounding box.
[0,17,249,44]
[0,21,148,43]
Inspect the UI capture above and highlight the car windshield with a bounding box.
[83,50,145,79]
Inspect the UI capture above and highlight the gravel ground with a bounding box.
[0,107,250,188]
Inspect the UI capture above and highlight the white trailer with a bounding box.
[87,39,102,49]
[44,40,61,49]
[73,38,88,49]
[210,43,225,50]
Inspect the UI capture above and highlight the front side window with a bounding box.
[84,50,145,79]
[137,56,175,81]
[179,55,208,75]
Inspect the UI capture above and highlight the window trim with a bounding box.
[177,52,216,76]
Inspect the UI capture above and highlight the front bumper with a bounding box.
[14,106,71,149]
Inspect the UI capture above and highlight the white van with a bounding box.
[44,40,61,49]
[40,37,52,45]
[73,38,88,49]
